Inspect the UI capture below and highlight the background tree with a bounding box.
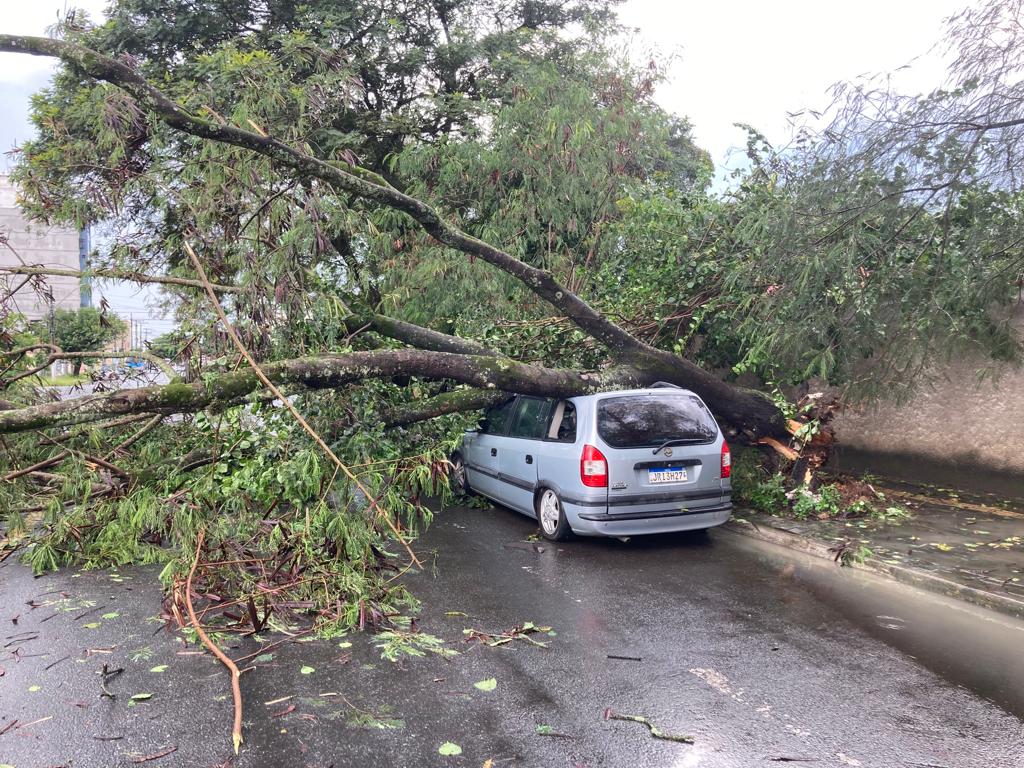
[38,306,127,374]
[707,0,1024,402]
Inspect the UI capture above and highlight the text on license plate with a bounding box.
[649,467,687,484]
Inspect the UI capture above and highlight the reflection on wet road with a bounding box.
[1,503,1022,767]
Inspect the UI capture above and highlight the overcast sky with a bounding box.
[0,0,969,331]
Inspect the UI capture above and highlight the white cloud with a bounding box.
[0,2,107,84]
[618,0,967,176]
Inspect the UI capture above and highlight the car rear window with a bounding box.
[597,394,717,448]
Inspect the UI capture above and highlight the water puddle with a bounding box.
[725,531,1024,719]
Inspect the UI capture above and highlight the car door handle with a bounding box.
[525,455,533,464]
[490,448,497,457]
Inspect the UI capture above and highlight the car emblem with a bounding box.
[664,448,673,457]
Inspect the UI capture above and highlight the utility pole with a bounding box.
[48,299,56,380]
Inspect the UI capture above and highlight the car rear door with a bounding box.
[497,397,552,514]
[597,392,728,517]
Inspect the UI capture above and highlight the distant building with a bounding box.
[0,175,89,322]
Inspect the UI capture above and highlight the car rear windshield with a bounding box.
[597,394,717,448]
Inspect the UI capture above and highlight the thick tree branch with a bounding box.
[0,265,241,293]
[345,313,497,356]
[382,388,509,427]
[0,349,627,435]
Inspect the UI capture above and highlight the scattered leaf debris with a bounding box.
[438,741,463,756]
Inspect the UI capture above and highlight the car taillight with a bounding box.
[580,444,608,487]
[720,441,732,479]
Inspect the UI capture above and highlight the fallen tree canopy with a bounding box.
[0,24,803,679]
[0,32,790,442]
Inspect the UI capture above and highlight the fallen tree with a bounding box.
[0,33,791,442]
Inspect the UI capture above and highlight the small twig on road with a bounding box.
[74,604,107,621]
[768,758,821,763]
[44,655,69,670]
[603,708,694,744]
[607,654,642,662]
[183,528,243,754]
[230,629,313,665]
[129,746,178,763]
[535,724,574,739]
[99,663,123,698]
[3,633,39,647]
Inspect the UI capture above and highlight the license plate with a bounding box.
[649,467,687,484]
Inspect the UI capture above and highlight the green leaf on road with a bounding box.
[82,622,101,629]
[438,742,462,756]
[300,665,315,675]
[253,653,275,664]
[130,693,153,701]
[473,678,497,692]
[149,665,168,673]
[102,612,120,619]
[337,642,352,649]
[27,685,41,692]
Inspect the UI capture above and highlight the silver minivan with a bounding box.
[451,385,732,540]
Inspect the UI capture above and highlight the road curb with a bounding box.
[721,518,1024,622]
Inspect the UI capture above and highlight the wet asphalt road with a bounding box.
[1,503,1023,768]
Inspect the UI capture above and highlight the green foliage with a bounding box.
[146,330,189,360]
[790,485,843,521]
[29,308,127,374]
[7,389,465,635]
[374,630,458,662]
[832,541,874,567]
[733,448,912,522]
[731,450,788,514]
[14,0,627,357]
[383,54,709,332]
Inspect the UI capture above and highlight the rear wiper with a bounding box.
[652,438,704,455]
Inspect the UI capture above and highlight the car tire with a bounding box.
[449,452,474,496]
[535,488,571,541]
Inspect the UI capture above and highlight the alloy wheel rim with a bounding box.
[540,491,559,533]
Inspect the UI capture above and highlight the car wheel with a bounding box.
[536,488,571,541]
[449,452,473,496]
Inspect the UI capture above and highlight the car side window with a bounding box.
[508,397,552,440]
[557,402,577,442]
[480,398,518,435]
[546,401,577,442]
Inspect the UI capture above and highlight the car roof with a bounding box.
[567,386,702,405]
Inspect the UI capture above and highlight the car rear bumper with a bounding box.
[565,501,732,537]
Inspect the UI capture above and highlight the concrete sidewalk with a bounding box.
[726,477,1024,620]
